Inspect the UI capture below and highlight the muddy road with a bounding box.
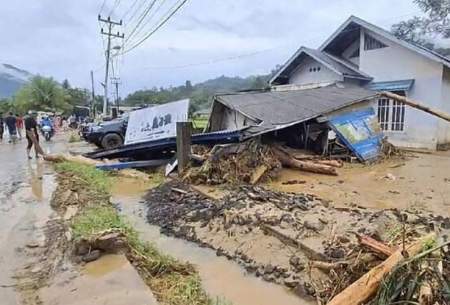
[0,137,64,304]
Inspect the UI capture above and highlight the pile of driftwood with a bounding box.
[311,232,450,305]
[184,140,344,185]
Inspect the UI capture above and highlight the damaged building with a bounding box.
[209,15,450,152]
[269,16,450,150]
[207,84,382,161]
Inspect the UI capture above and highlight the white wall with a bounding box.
[359,29,444,149]
[289,56,342,85]
[437,66,450,145]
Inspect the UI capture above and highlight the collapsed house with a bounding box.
[207,83,382,161]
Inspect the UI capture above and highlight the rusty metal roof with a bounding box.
[214,83,377,136]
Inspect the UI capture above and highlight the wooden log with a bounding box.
[176,122,192,174]
[26,130,45,156]
[310,260,348,271]
[380,91,450,123]
[357,234,396,258]
[327,233,436,305]
[315,160,343,168]
[261,224,328,261]
[273,148,338,176]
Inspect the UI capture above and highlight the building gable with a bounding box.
[289,54,342,85]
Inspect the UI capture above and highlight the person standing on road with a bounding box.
[16,114,24,140]
[0,113,4,142]
[5,112,17,143]
[24,111,45,159]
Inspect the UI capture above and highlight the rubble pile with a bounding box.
[145,180,450,301]
[184,140,348,186]
[184,140,282,185]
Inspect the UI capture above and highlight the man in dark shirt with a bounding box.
[5,112,17,143]
[0,113,4,141]
[25,111,44,159]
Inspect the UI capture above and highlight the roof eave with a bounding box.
[320,15,450,69]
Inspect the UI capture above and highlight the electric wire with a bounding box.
[121,0,188,55]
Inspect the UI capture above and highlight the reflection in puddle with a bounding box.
[84,254,128,278]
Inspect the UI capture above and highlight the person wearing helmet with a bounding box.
[24,111,44,159]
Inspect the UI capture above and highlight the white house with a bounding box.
[270,16,450,150]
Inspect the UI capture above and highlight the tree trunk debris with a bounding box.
[327,233,436,305]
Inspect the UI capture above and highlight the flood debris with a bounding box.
[144,179,450,303]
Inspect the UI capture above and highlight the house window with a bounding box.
[364,34,387,51]
[377,96,405,131]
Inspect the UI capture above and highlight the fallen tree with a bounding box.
[272,147,338,176]
[327,233,436,305]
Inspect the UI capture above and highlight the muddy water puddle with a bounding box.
[41,254,158,305]
[268,152,450,216]
[112,189,312,305]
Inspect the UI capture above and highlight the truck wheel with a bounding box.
[101,133,123,149]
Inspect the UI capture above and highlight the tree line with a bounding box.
[0,76,103,116]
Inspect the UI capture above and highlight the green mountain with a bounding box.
[123,74,272,112]
[0,63,33,98]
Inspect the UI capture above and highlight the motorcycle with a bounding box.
[41,125,53,141]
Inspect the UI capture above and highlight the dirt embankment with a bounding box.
[144,180,450,302]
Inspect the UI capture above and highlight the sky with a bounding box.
[0,0,426,98]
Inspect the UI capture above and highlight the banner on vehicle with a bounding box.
[124,99,189,145]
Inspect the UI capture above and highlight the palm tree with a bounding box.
[15,76,72,113]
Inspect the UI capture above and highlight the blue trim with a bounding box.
[368,79,414,92]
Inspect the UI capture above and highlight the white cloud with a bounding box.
[0,0,430,96]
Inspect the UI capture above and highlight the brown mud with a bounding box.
[0,134,70,305]
[112,188,309,305]
[268,152,450,216]
[143,179,450,301]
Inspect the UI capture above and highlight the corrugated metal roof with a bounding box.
[270,47,372,85]
[367,79,415,92]
[215,84,377,137]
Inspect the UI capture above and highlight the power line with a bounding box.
[99,0,108,14]
[109,0,121,17]
[130,11,421,69]
[125,0,167,47]
[122,0,140,20]
[124,0,158,45]
[124,0,148,24]
[121,0,188,55]
[98,15,125,116]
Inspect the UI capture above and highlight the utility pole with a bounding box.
[111,77,121,112]
[90,70,96,118]
[98,15,124,117]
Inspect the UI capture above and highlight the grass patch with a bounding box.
[55,161,111,194]
[71,204,223,305]
[63,163,226,305]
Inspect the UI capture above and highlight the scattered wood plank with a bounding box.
[273,148,338,176]
[261,224,328,261]
[250,165,269,185]
[171,187,188,195]
[357,234,396,258]
[327,233,436,305]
